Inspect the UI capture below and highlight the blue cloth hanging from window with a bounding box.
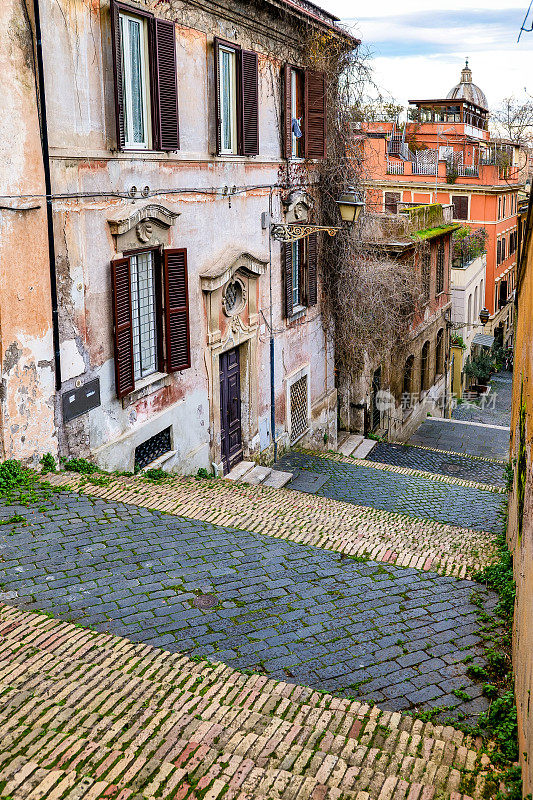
[292,117,302,138]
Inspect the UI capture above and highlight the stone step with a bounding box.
[337,430,351,448]
[225,460,255,481]
[240,465,272,485]
[352,438,377,459]
[337,433,364,457]
[262,469,293,488]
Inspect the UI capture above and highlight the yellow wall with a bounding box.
[508,199,533,797]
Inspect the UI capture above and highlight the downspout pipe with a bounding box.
[32,0,61,390]
[268,187,277,462]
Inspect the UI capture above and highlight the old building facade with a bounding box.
[362,63,521,362]
[338,203,455,442]
[1,0,355,473]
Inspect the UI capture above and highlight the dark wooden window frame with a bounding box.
[111,0,179,152]
[111,245,190,399]
[283,63,326,161]
[282,232,318,318]
[214,38,259,157]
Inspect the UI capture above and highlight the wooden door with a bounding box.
[220,347,243,474]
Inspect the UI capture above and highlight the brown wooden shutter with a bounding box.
[283,242,293,318]
[110,0,125,150]
[240,50,259,156]
[111,258,134,398]
[307,233,318,307]
[384,191,400,214]
[451,195,468,220]
[214,38,222,155]
[304,70,326,160]
[154,19,179,151]
[164,249,190,372]
[283,64,292,159]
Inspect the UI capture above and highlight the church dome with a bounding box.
[446,60,488,110]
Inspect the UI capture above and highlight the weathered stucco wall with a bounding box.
[508,211,533,797]
[40,0,336,472]
[0,0,56,463]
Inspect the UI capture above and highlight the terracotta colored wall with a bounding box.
[508,204,533,797]
[0,0,56,463]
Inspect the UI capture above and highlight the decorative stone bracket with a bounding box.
[107,203,180,251]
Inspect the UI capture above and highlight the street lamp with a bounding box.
[336,188,365,225]
[479,307,490,325]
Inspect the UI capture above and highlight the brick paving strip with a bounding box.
[44,472,498,578]
[0,602,496,799]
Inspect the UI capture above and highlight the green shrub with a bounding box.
[62,458,99,475]
[40,452,57,473]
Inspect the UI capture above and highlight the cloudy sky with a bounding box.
[318,0,533,113]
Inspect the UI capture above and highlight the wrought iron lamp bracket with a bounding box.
[270,223,340,242]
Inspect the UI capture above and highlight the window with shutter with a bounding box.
[451,195,468,221]
[111,1,180,152]
[282,64,292,159]
[384,191,400,214]
[304,70,326,160]
[111,247,190,399]
[283,242,293,318]
[307,233,318,306]
[111,258,135,398]
[241,50,259,156]
[154,19,179,151]
[164,249,190,372]
[215,39,259,157]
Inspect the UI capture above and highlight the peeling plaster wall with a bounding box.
[0,0,56,464]
[509,231,533,797]
[42,0,336,471]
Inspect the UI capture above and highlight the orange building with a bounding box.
[361,62,521,352]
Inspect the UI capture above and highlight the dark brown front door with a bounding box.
[220,347,243,474]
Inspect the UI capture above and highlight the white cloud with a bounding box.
[316,0,533,110]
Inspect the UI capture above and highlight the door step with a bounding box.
[353,438,377,459]
[262,469,293,489]
[337,432,364,456]
[226,460,255,481]
[241,465,272,485]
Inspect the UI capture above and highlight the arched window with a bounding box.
[474,286,478,317]
[480,279,484,310]
[467,294,472,325]
[435,328,444,376]
[403,355,415,397]
[420,341,430,392]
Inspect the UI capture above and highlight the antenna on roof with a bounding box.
[518,0,533,42]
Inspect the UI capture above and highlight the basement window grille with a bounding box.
[134,427,171,470]
[290,375,309,443]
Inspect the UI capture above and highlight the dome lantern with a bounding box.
[446,59,488,110]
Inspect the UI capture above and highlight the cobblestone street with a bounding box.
[276,451,503,533]
[0,383,509,797]
[367,442,506,486]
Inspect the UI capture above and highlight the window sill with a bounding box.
[289,305,307,322]
[122,371,171,408]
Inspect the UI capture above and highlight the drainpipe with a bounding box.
[32,0,62,390]
[268,187,277,462]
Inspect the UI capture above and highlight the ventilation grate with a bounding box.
[134,427,171,470]
[290,375,308,443]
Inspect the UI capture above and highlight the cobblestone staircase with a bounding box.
[0,604,494,800]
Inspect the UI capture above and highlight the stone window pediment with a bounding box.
[108,203,180,251]
[200,248,267,294]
